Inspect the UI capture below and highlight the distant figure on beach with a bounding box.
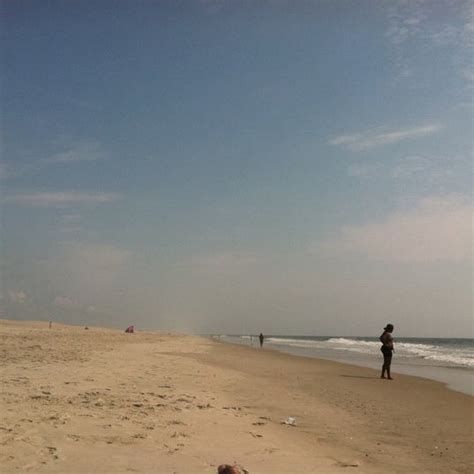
[125,325,134,333]
[49,321,52,329]
[380,323,394,380]
[259,333,264,348]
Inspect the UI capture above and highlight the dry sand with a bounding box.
[0,320,472,473]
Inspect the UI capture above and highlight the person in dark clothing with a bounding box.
[380,323,394,380]
[259,333,264,348]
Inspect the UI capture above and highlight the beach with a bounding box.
[1,320,472,473]
[219,335,474,395]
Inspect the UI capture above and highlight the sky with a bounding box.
[1,0,472,337]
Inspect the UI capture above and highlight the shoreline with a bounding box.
[215,335,474,396]
[1,320,472,473]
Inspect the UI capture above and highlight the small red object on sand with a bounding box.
[125,325,134,333]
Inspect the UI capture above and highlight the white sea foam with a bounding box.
[264,337,474,368]
[266,337,324,347]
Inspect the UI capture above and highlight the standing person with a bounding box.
[380,324,395,380]
[259,333,264,348]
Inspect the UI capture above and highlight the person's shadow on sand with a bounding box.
[339,375,380,379]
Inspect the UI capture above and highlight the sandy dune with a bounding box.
[0,320,472,473]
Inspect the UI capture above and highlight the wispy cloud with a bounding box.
[329,124,441,151]
[0,163,8,179]
[347,162,382,178]
[347,154,470,196]
[60,225,83,233]
[36,242,133,306]
[53,295,77,308]
[7,290,27,304]
[348,155,432,180]
[461,67,474,83]
[4,191,120,206]
[53,296,101,313]
[193,252,259,267]
[385,5,425,46]
[386,8,467,47]
[1,139,108,182]
[0,161,30,180]
[70,243,132,268]
[44,140,107,164]
[385,1,473,82]
[61,213,81,222]
[183,251,260,275]
[312,195,472,263]
[59,213,82,233]
[389,155,432,180]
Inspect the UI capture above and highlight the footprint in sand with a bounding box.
[175,397,193,403]
[24,462,40,471]
[197,403,213,409]
[166,447,182,455]
[337,460,360,468]
[168,420,186,426]
[30,394,50,401]
[264,447,278,454]
[38,446,59,460]
[171,431,189,439]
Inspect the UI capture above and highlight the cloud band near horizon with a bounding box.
[3,191,120,206]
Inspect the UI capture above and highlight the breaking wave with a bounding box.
[264,336,474,368]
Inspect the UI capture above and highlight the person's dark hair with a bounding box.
[384,323,394,331]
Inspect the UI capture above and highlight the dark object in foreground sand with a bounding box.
[217,464,249,474]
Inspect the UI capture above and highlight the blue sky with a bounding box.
[1,0,472,336]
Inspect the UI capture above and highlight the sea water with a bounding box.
[215,335,473,395]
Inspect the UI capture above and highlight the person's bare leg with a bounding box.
[387,367,393,380]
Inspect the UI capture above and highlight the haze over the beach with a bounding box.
[1,0,472,337]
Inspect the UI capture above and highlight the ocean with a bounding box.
[215,335,473,395]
